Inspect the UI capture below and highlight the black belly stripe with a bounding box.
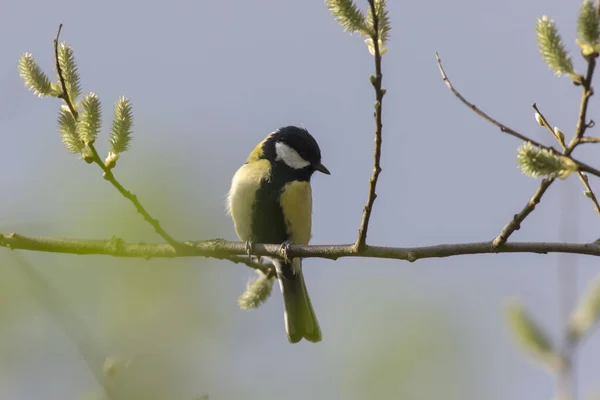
[250,160,311,245]
[251,180,287,245]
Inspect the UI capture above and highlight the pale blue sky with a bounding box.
[1,0,599,399]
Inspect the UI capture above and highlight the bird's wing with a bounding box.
[279,180,313,246]
[227,159,271,241]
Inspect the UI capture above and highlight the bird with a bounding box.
[226,125,330,343]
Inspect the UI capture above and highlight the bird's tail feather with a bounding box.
[276,260,322,343]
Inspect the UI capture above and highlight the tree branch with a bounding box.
[579,136,600,143]
[435,53,549,147]
[492,178,554,247]
[533,102,567,145]
[53,24,184,253]
[562,158,600,179]
[569,57,596,146]
[435,53,597,247]
[3,232,600,262]
[533,103,600,215]
[355,0,385,251]
[435,54,600,179]
[88,143,184,251]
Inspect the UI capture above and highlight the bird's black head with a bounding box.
[262,126,330,178]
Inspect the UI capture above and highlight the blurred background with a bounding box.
[1,0,599,398]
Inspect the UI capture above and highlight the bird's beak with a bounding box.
[314,162,331,175]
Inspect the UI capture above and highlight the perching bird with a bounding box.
[227,126,330,343]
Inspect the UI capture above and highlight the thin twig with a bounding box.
[436,51,558,248]
[436,53,548,146]
[435,53,597,247]
[492,179,554,247]
[53,24,78,119]
[89,143,183,250]
[564,159,600,179]
[223,255,273,275]
[569,58,596,147]
[533,103,600,215]
[3,232,600,261]
[355,0,384,251]
[579,136,600,143]
[435,55,600,180]
[532,103,567,146]
[53,24,183,252]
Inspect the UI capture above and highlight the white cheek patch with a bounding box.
[275,142,311,170]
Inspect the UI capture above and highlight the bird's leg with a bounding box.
[279,240,293,264]
[244,240,255,260]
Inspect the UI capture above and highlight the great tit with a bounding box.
[227,126,330,343]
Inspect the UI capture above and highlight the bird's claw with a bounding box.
[279,240,293,263]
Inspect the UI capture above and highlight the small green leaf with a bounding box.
[238,271,275,310]
[57,105,84,153]
[109,96,133,155]
[569,274,600,338]
[57,42,81,103]
[577,0,600,55]
[517,142,577,179]
[536,16,575,77]
[506,301,564,372]
[77,93,101,145]
[18,53,54,97]
[506,301,554,356]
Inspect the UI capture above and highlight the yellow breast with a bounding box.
[279,180,313,245]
